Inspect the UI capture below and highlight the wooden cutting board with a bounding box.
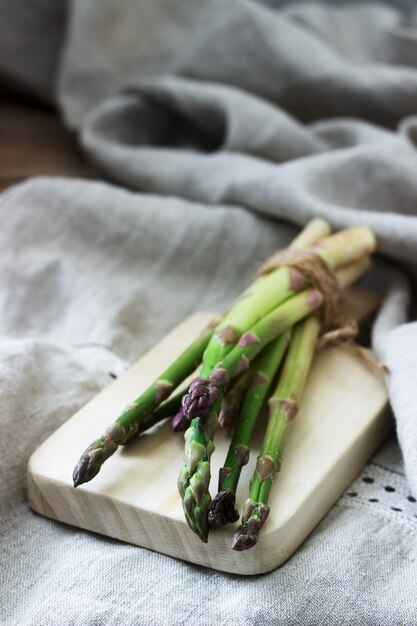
[27,288,391,575]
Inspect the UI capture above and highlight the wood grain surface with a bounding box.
[28,290,391,575]
[0,97,92,192]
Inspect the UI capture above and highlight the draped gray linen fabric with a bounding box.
[2,1,417,624]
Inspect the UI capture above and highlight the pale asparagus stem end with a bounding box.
[313,226,376,269]
[288,218,331,250]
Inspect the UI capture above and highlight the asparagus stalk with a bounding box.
[134,388,186,434]
[201,225,374,375]
[72,320,219,487]
[232,314,320,551]
[178,288,324,541]
[287,218,331,249]
[218,369,253,429]
[208,331,291,526]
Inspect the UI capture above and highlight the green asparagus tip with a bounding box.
[208,489,240,526]
[183,503,210,542]
[72,438,118,487]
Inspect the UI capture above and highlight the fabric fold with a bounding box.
[59,0,417,128]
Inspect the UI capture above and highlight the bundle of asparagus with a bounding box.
[72,219,376,550]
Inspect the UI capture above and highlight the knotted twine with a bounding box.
[258,247,388,373]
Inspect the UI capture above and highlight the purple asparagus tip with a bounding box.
[182,378,219,420]
[208,489,240,526]
[171,408,190,432]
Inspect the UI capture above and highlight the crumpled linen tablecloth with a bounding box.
[2,1,417,625]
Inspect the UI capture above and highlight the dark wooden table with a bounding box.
[0,97,92,192]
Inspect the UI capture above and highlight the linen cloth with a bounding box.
[2,1,417,624]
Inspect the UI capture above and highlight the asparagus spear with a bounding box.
[232,314,320,551]
[208,332,291,526]
[72,320,219,487]
[178,288,324,541]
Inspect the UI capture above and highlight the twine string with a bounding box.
[258,248,388,373]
